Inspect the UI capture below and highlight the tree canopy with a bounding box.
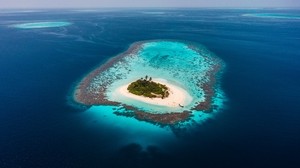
[127,76,169,99]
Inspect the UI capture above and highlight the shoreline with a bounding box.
[112,78,193,108]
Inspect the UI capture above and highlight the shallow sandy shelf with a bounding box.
[12,21,72,29]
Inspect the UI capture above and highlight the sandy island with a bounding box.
[114,78,193,108]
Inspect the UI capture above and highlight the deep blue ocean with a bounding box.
[0,9,300,168]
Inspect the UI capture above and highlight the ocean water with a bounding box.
[0,9,300,168]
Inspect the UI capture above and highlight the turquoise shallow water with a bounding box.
[86,40,226,127]
[12,21,72,29]
[82,105,177,149]
[243,13,300,19]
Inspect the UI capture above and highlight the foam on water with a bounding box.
[12,21,72,29]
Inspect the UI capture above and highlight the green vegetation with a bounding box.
[127,76,170,99]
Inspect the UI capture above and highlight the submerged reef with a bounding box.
[73,40,225,126]
[12,22,72,29]
[243,13,300,19]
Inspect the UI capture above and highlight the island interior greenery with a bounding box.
[127,76,170,99]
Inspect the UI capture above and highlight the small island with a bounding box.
[127,76,170,99]
[72,40,225,125]
[115,77,192,108]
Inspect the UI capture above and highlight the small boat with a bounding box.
[179,104,184,108]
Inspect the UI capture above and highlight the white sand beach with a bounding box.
[114,78,193,108]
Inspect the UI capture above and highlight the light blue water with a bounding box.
[12,21,72,29]
[243,13,300,19]
[81,106,177,149]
